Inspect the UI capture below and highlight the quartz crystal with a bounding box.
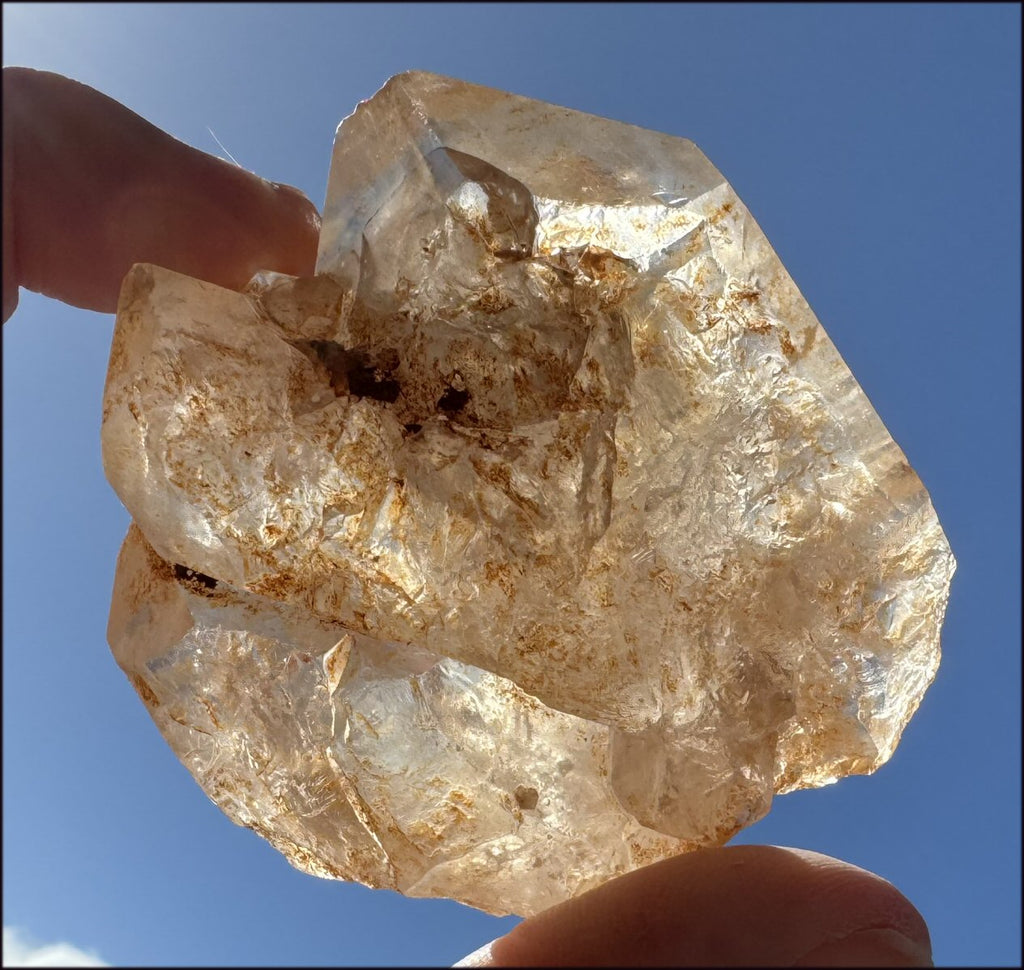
[102,72,955,917]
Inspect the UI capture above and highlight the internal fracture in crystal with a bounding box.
[102,72,956,917]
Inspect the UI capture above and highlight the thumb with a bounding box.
[454,845,932,967]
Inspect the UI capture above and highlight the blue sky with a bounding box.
[2,3,1020,966]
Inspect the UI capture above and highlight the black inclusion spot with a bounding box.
[347,362,401,404]
[404,423,423,435]
[293,340,401,403]
[437,386,470,413]
[173,563,218,590]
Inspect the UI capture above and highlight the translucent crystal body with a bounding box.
[102,72,955,916]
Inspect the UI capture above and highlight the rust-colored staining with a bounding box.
[408,788,477,844]
[574,248,635,308]
[173,562,218,594]
[131,673,160,708]
[552,417,594,463]
[577,247,622,280]
[406,819,445,845]
[516,626,569,666]
[246,568,306,604]
[666,289,722,336]
[281,841,352,882]
[354,712,380,740]
[471,285,516,315]
[629,837,686,868]
[208,777,243,806]
[165,710,187,729]
[198,694,223,730]
[304,855,349,882]
[470,454,541,517]
[110,526,180,622]
[649,567,675,594]
[800,323,818,358]
[838,616,871,634]
[706,199,736,228]
[484,560,517,599]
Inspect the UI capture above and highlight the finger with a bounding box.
[455,845,932,967]
[2,67,320,323]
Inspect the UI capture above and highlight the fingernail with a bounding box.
[795,927,933,967]
[451,938,496,967]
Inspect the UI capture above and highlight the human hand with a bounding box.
[1,68,933,968]
[453,845,932,967]
[2,66,319,322]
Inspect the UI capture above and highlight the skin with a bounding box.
[2,67,934,968]
[2,67,319,321]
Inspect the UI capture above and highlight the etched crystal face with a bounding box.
[102,72,955,917]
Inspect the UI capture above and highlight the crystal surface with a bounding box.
[101,72,956,917]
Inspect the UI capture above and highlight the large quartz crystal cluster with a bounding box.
[102,72,955,917]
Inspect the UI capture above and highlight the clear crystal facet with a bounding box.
[102,72,955,917]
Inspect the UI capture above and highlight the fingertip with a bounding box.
[262,179,322,275]
[3,67,323,317]
[769,846,932,957]
[269,179,322,227]
[2,286,18,324]
[794,927,933,967]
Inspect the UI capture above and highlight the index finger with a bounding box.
[2,67,320,323]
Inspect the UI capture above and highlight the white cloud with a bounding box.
[3,927,109,967]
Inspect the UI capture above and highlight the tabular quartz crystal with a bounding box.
[101,72,955,917]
